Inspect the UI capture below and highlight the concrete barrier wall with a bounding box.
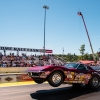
[0,73,33,83]
[0,67,33,83]
[0,67,31,73]
[0,76,1,83]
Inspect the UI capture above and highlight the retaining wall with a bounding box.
[0,67,33,83]
[0,67,30,73]
[0,73,33,83]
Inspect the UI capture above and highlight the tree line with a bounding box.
[55,44,99,62]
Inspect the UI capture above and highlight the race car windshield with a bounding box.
[65,63,79,69]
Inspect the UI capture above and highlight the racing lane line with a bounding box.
[0,81,48,87]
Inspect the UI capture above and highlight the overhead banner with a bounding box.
[0,46,41,52]
[0,46,53,53]
[40,50,52,53]
[45,50,52,53]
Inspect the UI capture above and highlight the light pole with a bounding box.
[78,12,95,61]
[62,47,64,59]
[43,5,49,55]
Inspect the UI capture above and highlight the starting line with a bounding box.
[0,81,48,87]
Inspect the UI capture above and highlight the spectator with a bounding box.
[0,53,66,67]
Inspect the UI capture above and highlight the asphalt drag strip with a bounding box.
[30,85,100,100]
[0,83,100,100]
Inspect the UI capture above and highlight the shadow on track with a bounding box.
[30,85,100,100]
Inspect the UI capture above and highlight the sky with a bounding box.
[0,0,100,55]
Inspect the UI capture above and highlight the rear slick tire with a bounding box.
[86,75,100,89]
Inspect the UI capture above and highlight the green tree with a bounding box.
[84,53,89,60]
[79,44,85,60]
[73,53,78,62]
[88,54,93,60]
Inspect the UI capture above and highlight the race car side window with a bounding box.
[77,64,87,70]
[84,65,89,70]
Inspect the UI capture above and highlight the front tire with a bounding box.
[48,71,64,87]
[32,78,44,84]
[86,75,100,89]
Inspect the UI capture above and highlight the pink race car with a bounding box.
[28,63,100,89]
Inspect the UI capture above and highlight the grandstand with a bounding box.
[0,46,65,67]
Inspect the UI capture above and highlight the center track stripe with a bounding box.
[0,81,48,87]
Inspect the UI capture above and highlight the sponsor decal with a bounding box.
[64,80,78,83]
[66,71,74,80]
[83,74,91,84]
[64,71,67,73]
[69,81,73,83]
[1,75,16,83]
[16,74,33,82]
[65,78,69,81]
[5,77,13,82]
[45,71,50,75]
[82,81,85,84]
[73,81,78,83]
[77,81,82,83]
[65,71,91,84]
[67,74,72,79]
[64,71,68,76]
[85,74,91,79]
[71,72,74,75]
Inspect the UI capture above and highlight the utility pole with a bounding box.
[62,47,64,59]
[78,12,95,61]
[43,5,49,55]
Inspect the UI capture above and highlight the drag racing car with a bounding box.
[27,63,100,89]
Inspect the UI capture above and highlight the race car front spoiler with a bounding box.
[27,71,47,78]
